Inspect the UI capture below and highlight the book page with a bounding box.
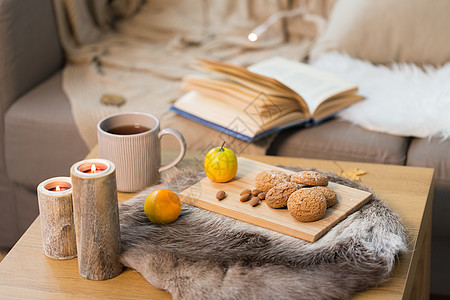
[173,91,307,137]
[312,94,365,121]
[248,57,357,114]
[196,59,310,113]
[196,62,289,97]
[183,76,302,111]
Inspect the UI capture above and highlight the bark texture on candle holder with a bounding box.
[37,178,77,260]
[71,160,122,280]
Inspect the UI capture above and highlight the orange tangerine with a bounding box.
[144,189,181,224]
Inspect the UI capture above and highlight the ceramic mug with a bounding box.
[97,112,186,192]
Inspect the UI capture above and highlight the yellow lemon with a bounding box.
[144,189,181,224]
[204,144,238,182]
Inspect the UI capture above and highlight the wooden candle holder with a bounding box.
[70,159,122,280]
[37,177,77,260]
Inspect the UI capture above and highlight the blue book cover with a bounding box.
[170,106,324,142]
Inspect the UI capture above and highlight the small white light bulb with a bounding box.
[248,32,258,42]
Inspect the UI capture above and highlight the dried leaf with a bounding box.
[100,93,126,107]
[339,169,367,181]
[333,161,367,181]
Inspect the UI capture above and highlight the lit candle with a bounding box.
[70,159,122,280]
[46,182,71,192]
[37,177,77,260]
[79,163,107,174]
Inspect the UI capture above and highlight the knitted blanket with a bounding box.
[53,0,332,151]
[118,167,407,300]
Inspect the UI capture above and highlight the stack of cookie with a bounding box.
[254,170,337,222]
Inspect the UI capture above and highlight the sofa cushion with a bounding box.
[407,137,450,237]
[268,119,409,165]
[407,137,450,182]
[5,72,89,189]
[310,0,450,66]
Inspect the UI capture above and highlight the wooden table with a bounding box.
[0,153,433,299]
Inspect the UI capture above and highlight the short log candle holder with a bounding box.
[70,159,122,280]
[37,177,77,260]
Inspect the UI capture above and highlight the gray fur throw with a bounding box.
[119,167,408,300]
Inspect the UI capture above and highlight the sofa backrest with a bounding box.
[0,0,64,113]
[310,0,450,66]
[0,0,63,174]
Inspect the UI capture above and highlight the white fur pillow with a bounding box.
[311,52,450,139]
[310,0,450,66]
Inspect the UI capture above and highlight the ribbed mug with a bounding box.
[97,112,186,192]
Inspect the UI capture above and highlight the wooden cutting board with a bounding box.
[179,157,372,242]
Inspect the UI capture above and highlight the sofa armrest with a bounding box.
[0,0,64,248]
[0,0,63,179]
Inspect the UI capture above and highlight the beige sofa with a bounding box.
[1,0,449,296]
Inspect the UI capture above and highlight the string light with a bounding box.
[248,4,306,42]
[248,32,258,42]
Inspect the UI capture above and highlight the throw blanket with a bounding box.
[312,52,450,140]
[53,0,332,152]
[119,167,407,300]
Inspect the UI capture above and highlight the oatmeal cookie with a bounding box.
[254,170,290,192]
[265,182,299,208]
[290,171,328,187]
[287,189,327,222]
[309,186,337,208]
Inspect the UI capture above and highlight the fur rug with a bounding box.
[119,167,408,300]
[311,51,450,140]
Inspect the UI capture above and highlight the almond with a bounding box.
[240,193,251,202]
[249,197,260,207]
[216,190,227,200]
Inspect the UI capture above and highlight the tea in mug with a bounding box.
[107,124,151,135]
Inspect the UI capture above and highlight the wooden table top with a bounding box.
[0,153,434,299]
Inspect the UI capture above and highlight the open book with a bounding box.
[171,57,364,141]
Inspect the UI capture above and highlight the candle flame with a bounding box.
[91,164,96,173]
[56,185,61,192]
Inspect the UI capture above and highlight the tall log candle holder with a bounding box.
[37,177,77,260]
[70,159,122,280]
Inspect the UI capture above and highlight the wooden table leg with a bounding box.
[403,187,433,299]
